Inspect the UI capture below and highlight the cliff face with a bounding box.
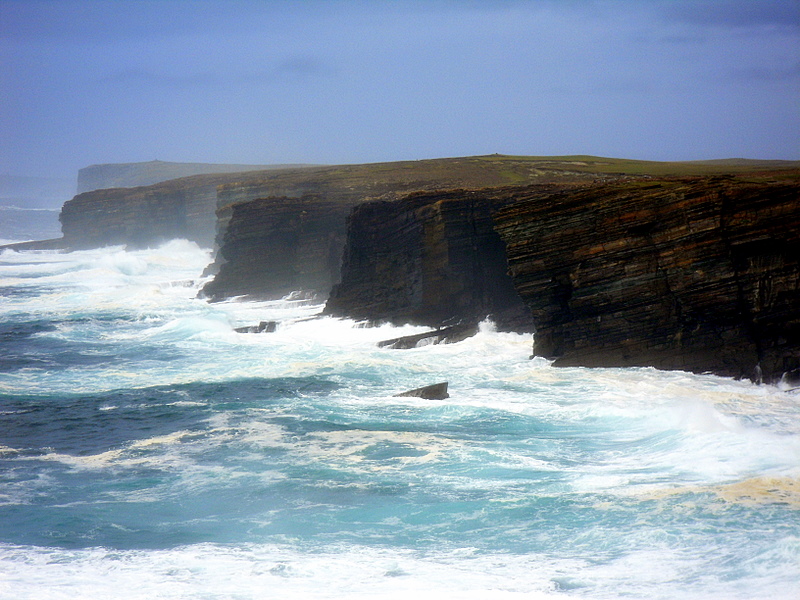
[323,189,540,330]
[60,178,220,249]
[200,194,358,301]
[494,177,800,381]
[201,156,607,301]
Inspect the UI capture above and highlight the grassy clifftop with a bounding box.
[75,160,313,194]
[213,154,800,207]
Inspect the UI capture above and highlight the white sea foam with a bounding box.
[1,539,796,600]
[2,241,799,599]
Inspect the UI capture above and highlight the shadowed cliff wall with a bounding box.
[200,194,359,301]
[324,189,540,330]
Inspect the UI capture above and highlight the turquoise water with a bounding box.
[1,240,798,599]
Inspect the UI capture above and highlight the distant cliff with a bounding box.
[493,176,800,382]
[75,160,299,194]
[61,172,250,249]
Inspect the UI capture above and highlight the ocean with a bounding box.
[0,205,62,246]
[0,239,798,599]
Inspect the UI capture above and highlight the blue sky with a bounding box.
[2,0,798,178]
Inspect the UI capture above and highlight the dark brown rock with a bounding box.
[494,176,800,382]
[324,189,542,331]
[200,156,609,300]
[200,194,358,301]
[377,322,480,349]
[394,382,450,400]
[0,238,66,252]
[234,321,277,333]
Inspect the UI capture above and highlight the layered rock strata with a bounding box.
[494,177,800,381]
[324,188,546,330]
[201,157,606,300]
[59,172,272,249]
[200,194,357,301]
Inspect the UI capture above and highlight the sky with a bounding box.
[1,0,799,180]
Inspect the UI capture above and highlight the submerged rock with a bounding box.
[377,322,479,349]
[394,382,449,400]
[234,321,277,334]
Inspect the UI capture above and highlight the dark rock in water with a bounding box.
[394,382,449,400]
[378,322,479,349]
[493,176,800,382]
[234,321,277,334]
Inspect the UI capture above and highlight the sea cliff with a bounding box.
[322,172,800,381]
[11,155,800,382]
[323,188,555,330]
[494,176,800,381]
[200,156,605,300]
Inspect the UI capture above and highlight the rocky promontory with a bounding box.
[200,194,356,300]
[321,169,799,382]
[60,172,241,249]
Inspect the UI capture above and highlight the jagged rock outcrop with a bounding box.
[323,188,547,330]
[394,382,450,400]
[377,322,480,349]
[494,176,800,381]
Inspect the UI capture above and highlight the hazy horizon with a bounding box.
[2,0,798,180]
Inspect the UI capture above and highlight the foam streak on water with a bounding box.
[1,241,798,599]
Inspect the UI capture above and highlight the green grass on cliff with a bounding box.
[475,154,800,178]
[234,153,800,189]
[78,154,800,207]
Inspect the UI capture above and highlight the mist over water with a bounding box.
[0,206,62,245]
[1,241,798,599]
